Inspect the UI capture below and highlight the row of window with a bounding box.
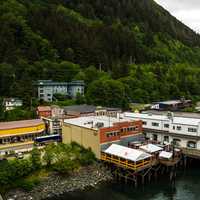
[152,134,197,148]
[143,121,198,133]
[106,126,139,138]
[106,131,120,138]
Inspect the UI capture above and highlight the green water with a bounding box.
[51,166,200,200]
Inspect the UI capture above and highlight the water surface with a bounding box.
[50,164,200,200]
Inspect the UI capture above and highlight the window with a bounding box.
[153,134,158,141]
[176,126,182,131]
[40,89,44,93]
[164,136,169,142]
[40,94,44,97]
[187,141,196,148]
[152,122,159,127]
[164,124,169,128]
[188,128,197,133]
[173,139,181,146]
[142,121,147,125]
[47,94,51,97]
[173,126,175,130]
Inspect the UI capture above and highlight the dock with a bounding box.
[101,143,182,186]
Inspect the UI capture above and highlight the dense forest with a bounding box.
[1,0,200,109]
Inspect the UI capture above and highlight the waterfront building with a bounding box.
[62,115,143,158]
[0,119,45,155]
[122,112,200,155]
[35,80,85,102]
[3,98,23,111]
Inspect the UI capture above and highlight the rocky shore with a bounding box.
[5,164,113,200]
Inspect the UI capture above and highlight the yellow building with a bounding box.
[62,122,101,158]
[0,119,45,154]
[62,116,144,159]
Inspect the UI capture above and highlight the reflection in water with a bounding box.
[49,164,200,200]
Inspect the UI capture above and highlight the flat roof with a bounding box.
[139,144,163,153]
[123,112,200,126]
[64,116,134,130]
[156,100,191,105]
[0,119,44,130]
[105,144,151,162]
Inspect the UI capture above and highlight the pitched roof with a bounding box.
[104,144,151,162]
[0,119,44,130]
[64,105,96,114]
[139,144,163,153]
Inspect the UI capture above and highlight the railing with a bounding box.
[101,152,151,171]
[181,147,200,157]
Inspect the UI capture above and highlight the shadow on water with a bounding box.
[48,160,200,200]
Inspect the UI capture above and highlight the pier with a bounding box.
[101,143,182,186]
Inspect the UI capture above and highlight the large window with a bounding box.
[188,128,197,133]
[173,138,181,146]
[187,141,197,148]
[164,136,169,142]
[164,124,169,128]
[152,122,159,127]
[142,121,147,125]
[176,126,182,131]
[153,134,158,141]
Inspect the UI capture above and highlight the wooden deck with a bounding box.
[159,157,181,166]
[101,152,156,172]
[181,148,200,159]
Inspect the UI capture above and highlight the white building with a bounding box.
[3,98,23,111]
[36,80,84,102]
[122,112,200,150]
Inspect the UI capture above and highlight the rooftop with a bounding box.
[156,99,191,105]
[139,144,163,153]
[0,119,44,130]
[104,144,152,162]
[123,112,200,126]
[64,104,121,114]
[64,105,96,114]
[64,115,133,130]
[35,80,84,86]
[37,106,51,112]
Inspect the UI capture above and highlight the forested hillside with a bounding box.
[1,0,200,108]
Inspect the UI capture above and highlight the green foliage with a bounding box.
[0,143,96,192]
[43,143,96,174]
[1,0,200,107]
[1,108,36,122]
[30,147,42,170]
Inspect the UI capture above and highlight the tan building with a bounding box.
[62,116,143,159]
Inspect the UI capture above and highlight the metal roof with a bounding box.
[159,151,173,159]
[105,144,152,162]
[139,144,163,153]
[64,105,96,114]
[64,104,121,114]
[0,119,44,130]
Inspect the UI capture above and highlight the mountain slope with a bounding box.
[1,0,200,107]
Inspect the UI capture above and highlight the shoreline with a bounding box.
[5,164,113,200]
